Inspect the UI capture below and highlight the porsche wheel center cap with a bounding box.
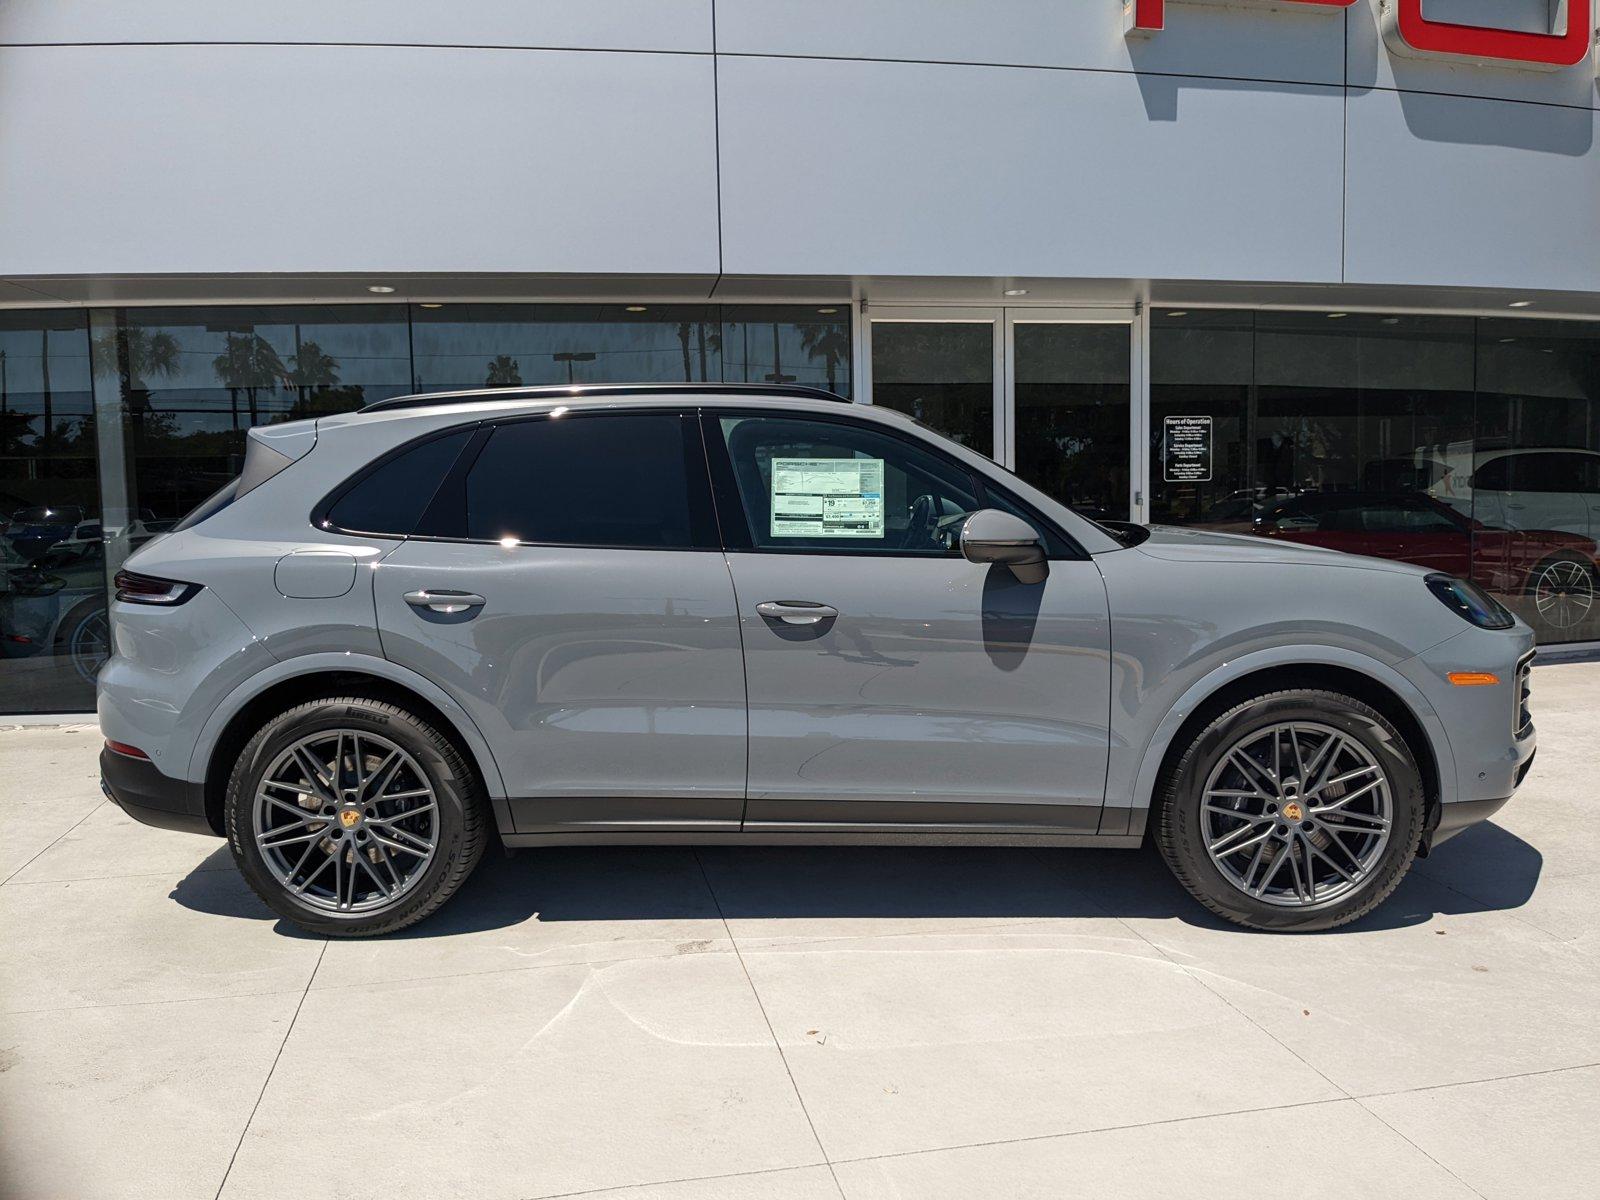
[1282,801,1304,823]
[338,808,362,830]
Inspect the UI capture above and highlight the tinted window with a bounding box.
[1522,452,1595,494]
[464,413,712,548]
[326,429,473,536]
[716,414,987,556]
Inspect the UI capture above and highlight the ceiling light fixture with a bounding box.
[817,307,839,314]
[1003,289,1029,297]
[1326,312,1348,319]
[367,285,396,294]
[1166,311,1188,318]
[1509,300,1535,308]
[419,302,444,309]
[625,305,648,313]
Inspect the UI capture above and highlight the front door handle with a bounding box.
[403,589,486,615]
[756,600,838,625]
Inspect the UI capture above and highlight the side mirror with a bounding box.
[959,509,1048,585]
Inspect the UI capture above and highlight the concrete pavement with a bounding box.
[2,661,1597,1199]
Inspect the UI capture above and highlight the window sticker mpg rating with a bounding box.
[770,458,885,538]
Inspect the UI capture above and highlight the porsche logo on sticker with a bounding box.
[339,809,361,829]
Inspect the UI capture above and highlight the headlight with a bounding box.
[1425,574,1515,630]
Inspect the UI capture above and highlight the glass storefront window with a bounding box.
[1152,310,1600,645]
[410,304,851,396]
[0,311,100,712]
[91,305,412,528]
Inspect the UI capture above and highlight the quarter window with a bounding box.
[463,413,714,548]
[324,429,474,536]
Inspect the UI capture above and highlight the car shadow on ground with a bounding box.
[169,820,1543,940]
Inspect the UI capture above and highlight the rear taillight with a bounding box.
[105,740,149,759]
[113,569,201,606]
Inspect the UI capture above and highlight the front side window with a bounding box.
[713,414,989,556]
[463,412,714,549]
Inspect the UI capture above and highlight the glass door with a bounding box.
[864,309,1003,457]
[1007,311,1138,523]
[865,307,1140,520]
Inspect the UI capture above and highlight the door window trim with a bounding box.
[699,407,1088,560]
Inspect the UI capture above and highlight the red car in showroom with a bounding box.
[1252,491,1598,635]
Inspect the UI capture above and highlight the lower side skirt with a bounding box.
[503,830,1141,848]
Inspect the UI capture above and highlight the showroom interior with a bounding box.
[2,294,1598,713]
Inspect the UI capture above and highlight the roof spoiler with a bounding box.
[236,420,316,498]
[360,382,851,414]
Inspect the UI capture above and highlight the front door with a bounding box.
[866,307,1139,521]
[704,408,1112,833]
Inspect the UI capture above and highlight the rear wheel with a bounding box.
[1155,688,1424,931]
[225,696,487,937]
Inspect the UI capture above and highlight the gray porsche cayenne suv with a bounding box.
[98,384,1537,936]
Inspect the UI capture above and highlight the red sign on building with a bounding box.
[1382,0,1594,70]
[1126,0,1596,72]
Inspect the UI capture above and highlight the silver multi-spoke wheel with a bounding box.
[1532,559,1594,630]
[1201,721,1392,908]
[252,729,439,915]
[69,608,110,684]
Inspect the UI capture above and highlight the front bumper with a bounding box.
[100,746,216,837]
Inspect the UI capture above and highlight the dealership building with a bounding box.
[3,0,1600,712]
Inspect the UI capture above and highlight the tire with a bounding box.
[225,696,487,937]
[1154,688,1424,932]
[58,600,110,686]
[1526,554,1596,633]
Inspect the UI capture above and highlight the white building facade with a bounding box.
[3,0,1600,711]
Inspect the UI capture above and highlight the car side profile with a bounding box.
[97,384,1537,935]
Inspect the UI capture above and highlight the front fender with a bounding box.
[185,651,510,803]
[1113,644,1456,839]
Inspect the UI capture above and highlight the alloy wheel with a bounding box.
[69,610,110,684]
[1532,560,1594,630]
[1201,721,1392,909]
[252,729,439,914]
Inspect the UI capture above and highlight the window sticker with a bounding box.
[770,458,885,538]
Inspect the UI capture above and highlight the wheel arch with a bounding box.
[189,654,509,837]
[1126,650,1453,844]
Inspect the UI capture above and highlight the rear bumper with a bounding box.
[100,746,216,837]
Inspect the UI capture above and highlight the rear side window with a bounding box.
[462,413,715,549]
[323,429,474,537]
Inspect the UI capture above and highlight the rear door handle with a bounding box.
[756,600,838,625]
[403,589,486,615]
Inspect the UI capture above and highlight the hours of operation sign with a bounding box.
[1163,415,1213,483]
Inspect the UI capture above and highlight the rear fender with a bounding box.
[187,651,509,804]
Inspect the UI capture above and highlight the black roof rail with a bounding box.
[360,381,851,414]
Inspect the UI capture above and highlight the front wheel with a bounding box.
[225,696,487,937]
[1527,554,1595,633]
[1155,689,1424,932]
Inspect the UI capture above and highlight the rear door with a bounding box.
[703,408,1112,833]
[371,408,747,832]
